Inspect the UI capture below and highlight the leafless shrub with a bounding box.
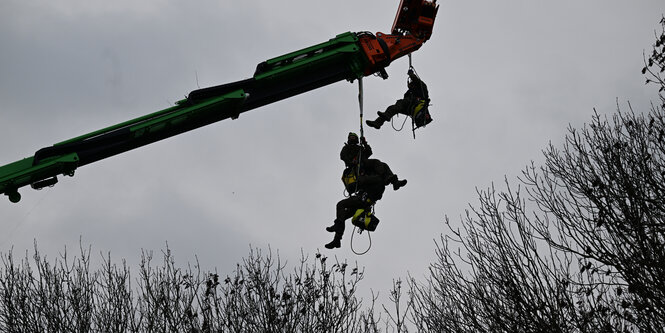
[0,243,381,332]
[407,17,665,333]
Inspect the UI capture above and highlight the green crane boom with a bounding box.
[0,0,438,203]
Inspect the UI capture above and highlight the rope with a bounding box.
[407,54,429,139]
[408,54,417,139]
[391,114,409,131]
[350,225,372,255]
[349,77,373,256]
[358,77,364,139]
[353,77,365,195]
[0,188,51,247]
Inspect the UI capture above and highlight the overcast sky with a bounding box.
[1,0,664,305]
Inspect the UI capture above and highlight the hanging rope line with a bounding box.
[358,77,364,139]
[351,223,372,255]
[352,77,365,196]
[0,188,51,248]
[409,54,418,139]
[349,77,373,255]
[391,114,410,131]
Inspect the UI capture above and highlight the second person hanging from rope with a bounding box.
[325,133,407,249]
[340,132,407,191]
[365,68,432,131]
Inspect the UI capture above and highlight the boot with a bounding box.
[393,179,407,191]
[377,111,388,119]
[366,119,383,129]
[325,233,342,249]
[326,219,339,232]
[326,219,343,232]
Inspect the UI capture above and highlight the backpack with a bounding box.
[341,167,357,194]
[351,207,380,231]
[412,99,433,128]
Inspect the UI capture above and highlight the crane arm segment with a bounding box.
[0,0,439,203]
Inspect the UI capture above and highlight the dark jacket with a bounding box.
[341,161,386,202]
[340,142,372,168]
[404,75,429,101]
[357,174,385,202]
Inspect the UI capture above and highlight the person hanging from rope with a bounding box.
[365,158,407,191]
[365,68,432,130]
[340,132,372,168]
[339,132,407,191]
[325,133,407,249]
[325,167,385,249]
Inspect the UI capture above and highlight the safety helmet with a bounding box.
[347,132,359,144]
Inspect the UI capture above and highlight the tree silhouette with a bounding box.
[643,16,665,109]
[0,243,382,332]
[408,17,665,333]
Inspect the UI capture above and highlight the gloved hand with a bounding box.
[407,68,415,77]
[360,136,367,145]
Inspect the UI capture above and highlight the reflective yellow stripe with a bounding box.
[342,172,357,186]
[353,208,365,221]
[352,209,373,228]
[364,215,372,228]
[412,99,426,117]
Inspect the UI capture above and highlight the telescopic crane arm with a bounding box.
[0,0,438,203]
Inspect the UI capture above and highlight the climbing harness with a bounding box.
[388,54,432,138]
[409,55,433,137]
